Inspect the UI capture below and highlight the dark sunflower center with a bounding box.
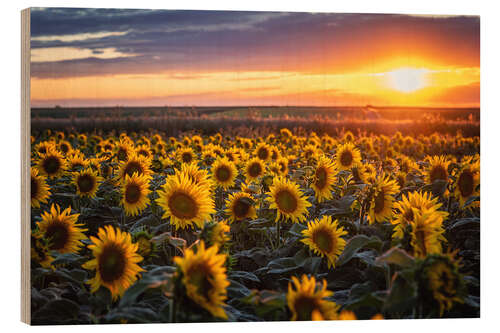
[45,222,70,250]
[125,184,141,204]
[233,198,250,218]
[182,152,193,163]
[98,244,126,283]
[77,174,95,193]
[124,161,143,178]
[430,165,448,183]
[257,147,269,160]
[39,146,47,154]
[117,148,128,161]
[294,296,318,321]
[279,162,286,172]
[168,192,198,219]
[315,167,328,189]
[215,166,231,182]
[72,161,84,169]
[276,190,298,213]
[138,149,149,157]
[312,229,334,253]
[188,265,212,300]
[31,177,39,198]
[352,167,361,182]
[457,169,474,197]
[104,144,113,151]
[373,190,386,214]
[340,150,353,167]
[404,209,414,223]
[42,156,61,175]
[60,143,69,153]
[248,162,262,178]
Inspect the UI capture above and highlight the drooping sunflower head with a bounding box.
[410,209,445,258]
[311,156,337,203]
[453,160,480,207]
[301,216,347,269]
[211,157,238,189]
[116,152,152,182]
[132,230,155,258]
[334,142,362,171]
[245,157,265,182]
[201,220,231,249]
[425,156,451,184]
[83,225,144,300]
[36,147,67,179]
[416,253,466,317]
[367,175,400,224]
[156,173,215,230]
[225,192,257,223]
[266,176,311,223]
[72,168,103,198]
[31,167,51,208]
[121,172,151,216]
[37,204,86,254]
[350,163,369,184]
[174,241,229,319]
[287,275,339,321]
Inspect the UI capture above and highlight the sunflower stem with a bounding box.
[276,219,281,247]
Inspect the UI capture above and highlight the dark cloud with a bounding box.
[30,8,480,79]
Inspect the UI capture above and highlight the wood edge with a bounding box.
[21,7,31,325]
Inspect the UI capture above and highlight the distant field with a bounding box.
[31,106,480,137]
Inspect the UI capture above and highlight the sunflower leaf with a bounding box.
[336,235,383,266]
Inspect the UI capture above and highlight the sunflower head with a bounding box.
[72,168,103,198]
[301,216,347,269]
[31,168,51,208]
[454,160,480,207]
[425,156,451,184]
[201,220,231,249]
[287,275,339,321]
[121,172,151,216]
[83,225,144,300]
[367,175,400,224]
[174,241,229,319]
[311,156,337,203]
[245,157,265,182]
[410,209,445,258]
[37,204,86,254]
[225,192,257,223]
[177,147,197,164]
[132,230,156,258]
[335,143,362,171]
[31,230,55,269]
[211,157,238,189]
[36,147,67,179]
[117,152,152,182]
[266,176,311,223]
[255,142,272,162]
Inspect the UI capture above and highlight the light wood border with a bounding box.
[21,7,31,325]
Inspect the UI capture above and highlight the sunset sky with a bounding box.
[30,8,480,107]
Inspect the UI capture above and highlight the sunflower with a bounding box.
[133,231,155,258]
[207,220,231,248]
[425,156,451,184]
[180,163,214,190]
[116,152,152,182]
[121,172,151,216]
[31,168,51,208]
[31,230,54,269]
[83,225,144,300]
[57,140,72,155]
[410,209,445,258]
[416,253,466,316]
[367,175,400,224]
[67,151,89,170]
[72,168,103,198]
[135,144,153,159]
[392,191,448,239]
[453,160,480,207]
[174,241,229,319]
[156,173,215,230]
[301,216,347,269]
[211,157,238,189]
[245,157,265,182]
[36,147,67,179]
[311,156,337,203]
[350,163,369,184]
[115,139,134,161]
[266,176,311,223]
[37,204,86,254]
[255,142,272,162]
[225,192,257,223]
[334,142,362,171]
[277,157,289,175]
[287,275,339,321]
[34,141,55,156]
[339,310,357,320]
[177,147,197,164]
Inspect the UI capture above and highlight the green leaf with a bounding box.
[34,299,81,320]
[336,235,383,266]
[288,223,307,237]
[375,247,415,268]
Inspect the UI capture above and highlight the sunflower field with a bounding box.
[29,127,480,324]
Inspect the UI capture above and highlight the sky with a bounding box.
[30,8,480,107]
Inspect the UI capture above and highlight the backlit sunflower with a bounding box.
[410,209,445,258]
[72,168,103,198]
[37,204,86,254]
[301,216,347,269]
[334,142,362,171]
[287,275,339,321]
[116,152,152,182]
[367,175,400,224]
[266,176,311,223]
[245,157,265,182]
[392,191,448,239]
[453,160,480,207]
[121,172,151,216]
[31,168,51,208]
[174,241,229,319]
[311,156,337,203]
[255,142,272,162]
[211,157,238,189]
[83,225,144,300]
[36,148,67,179]
[425,156,451,184]
[156,173,215,230]
[225,192,257,223]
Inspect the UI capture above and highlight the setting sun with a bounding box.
[386,68,429,93]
